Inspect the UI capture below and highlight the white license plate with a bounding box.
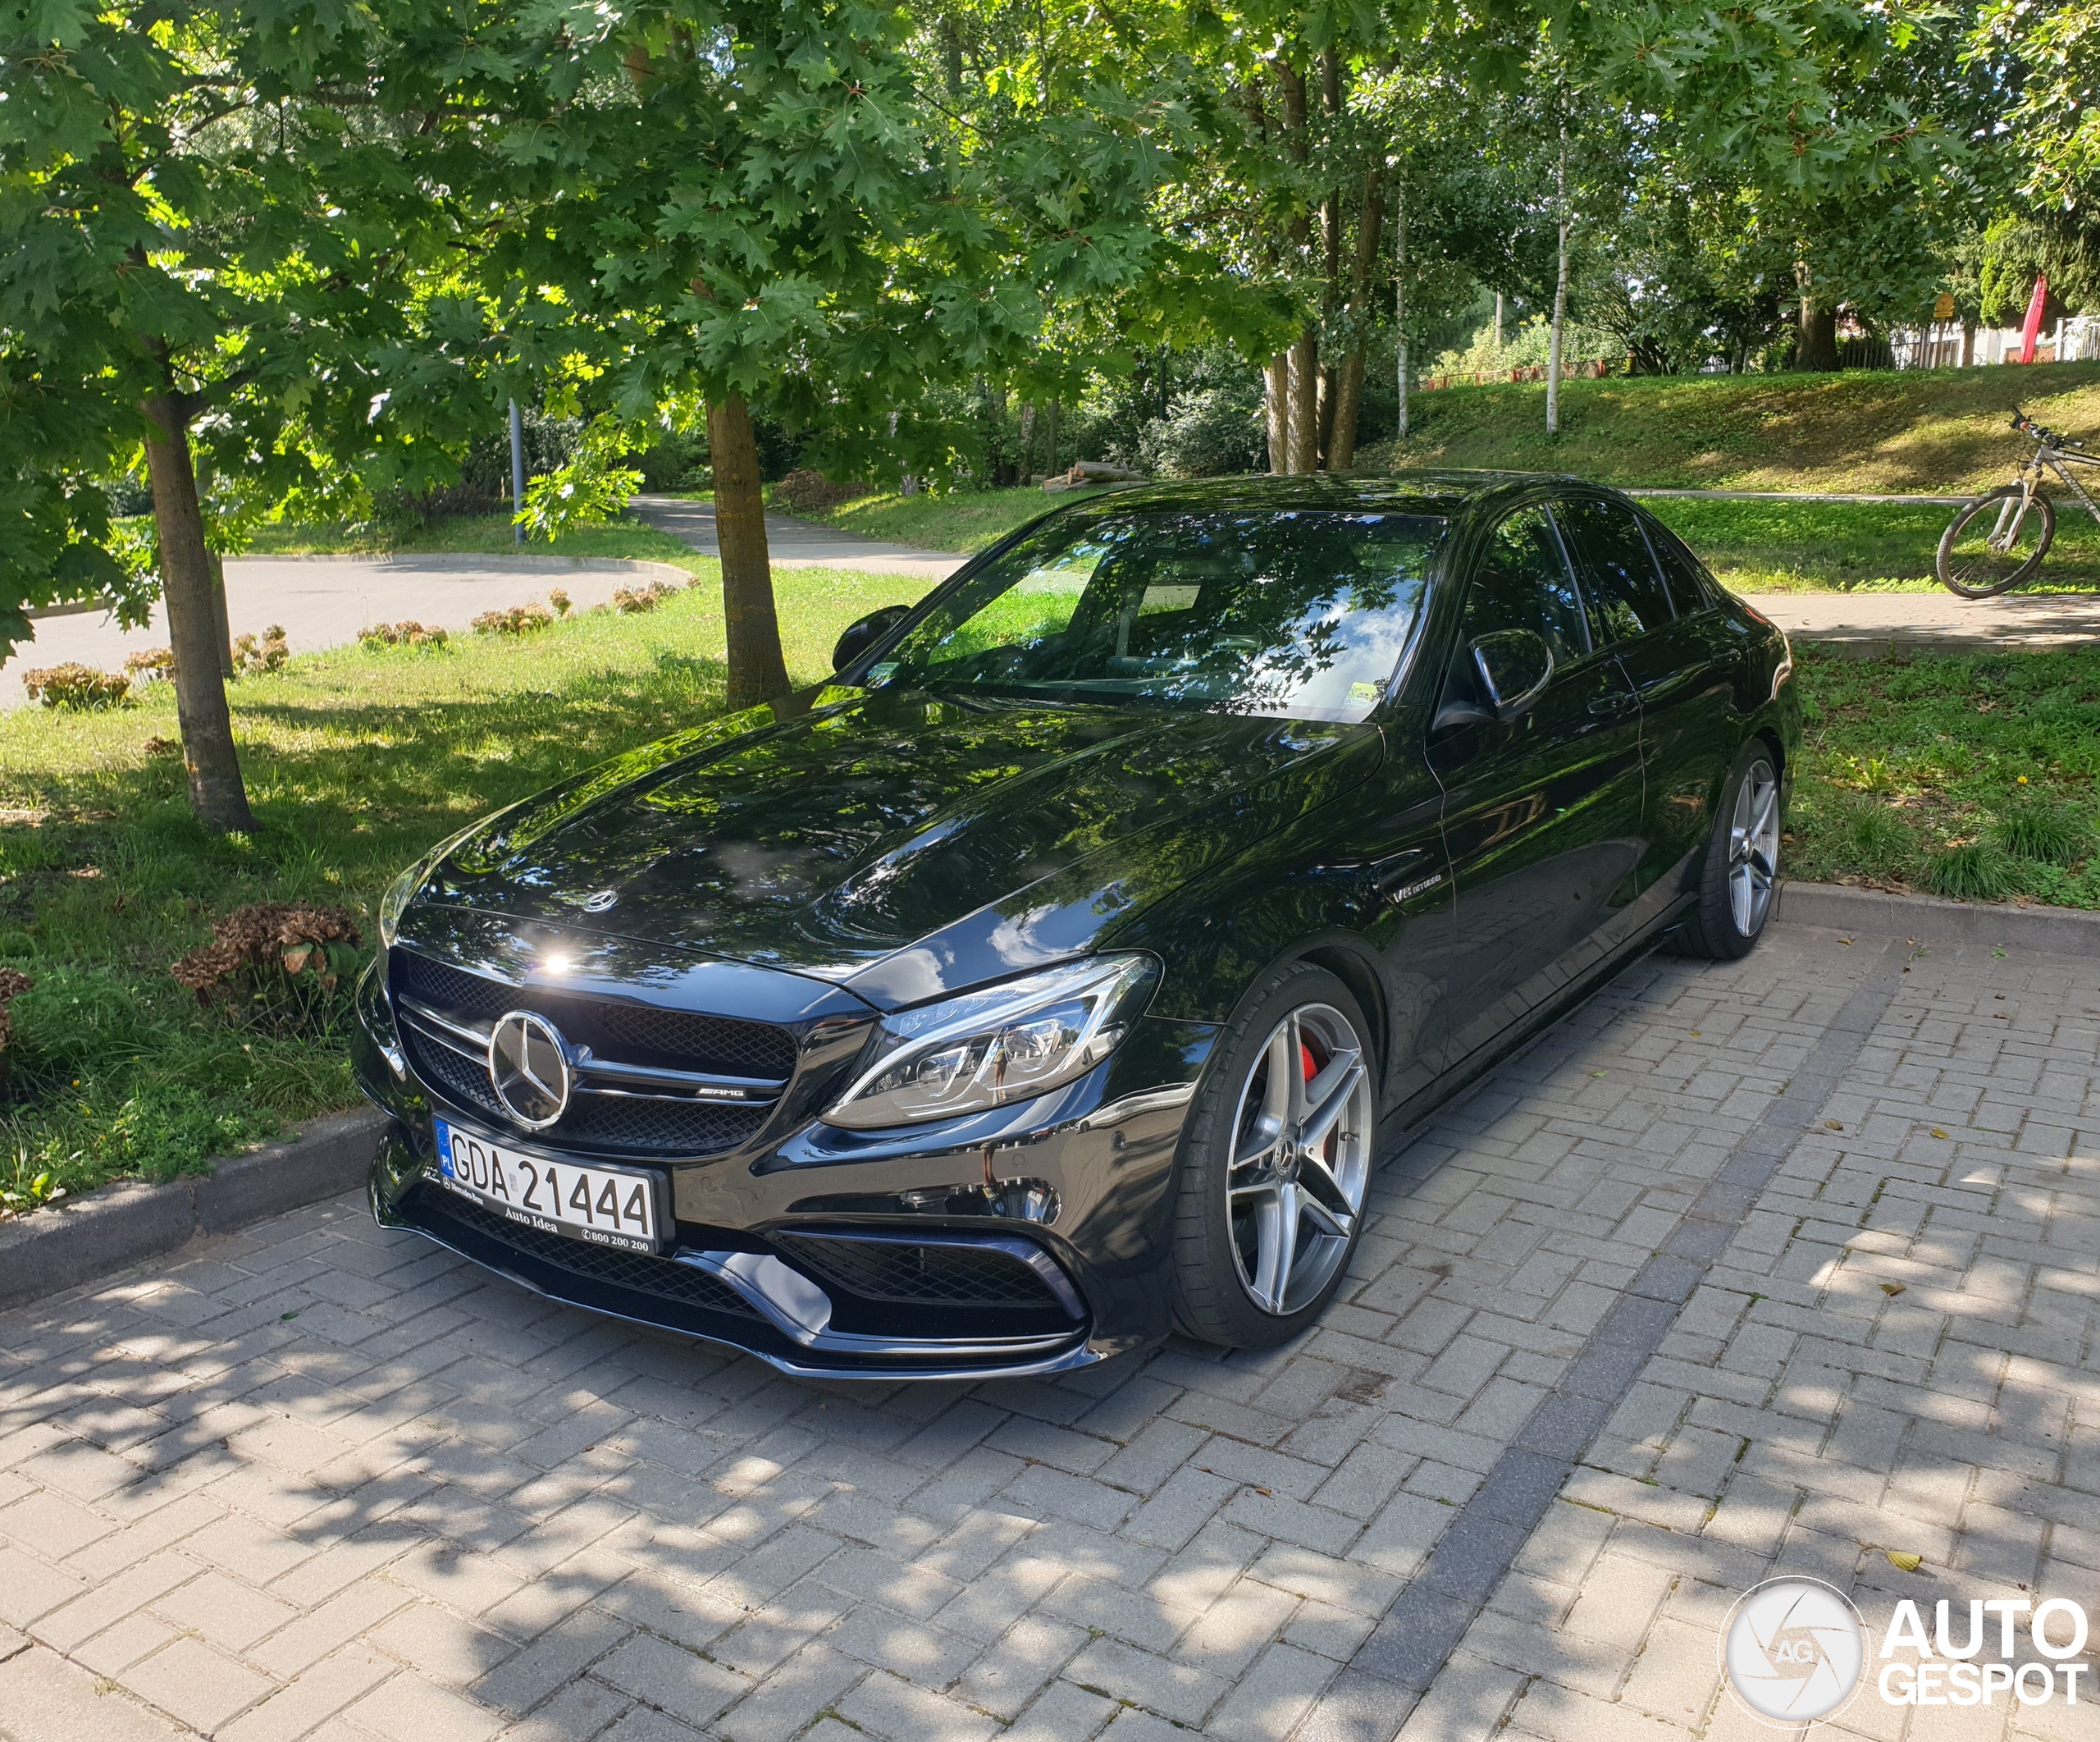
[432,1118,662,1254]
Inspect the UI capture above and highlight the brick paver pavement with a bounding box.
[1,922,2093,1742]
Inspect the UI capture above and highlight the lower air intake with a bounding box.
[771,1231,1080,1318]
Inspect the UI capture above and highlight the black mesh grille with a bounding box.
[774,1233,1068,1312]
[402,1027,769,1157]
[404,1026,506,1118]
[412,1187,759,1317]
[391,948,792,1158]
[394,953,797,1081]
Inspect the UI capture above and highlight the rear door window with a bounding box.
[1637,514,1726,615]
[1556,499,1676,645]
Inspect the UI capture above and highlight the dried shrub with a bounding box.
[0,967,32,1058]
[472,601,555,635]
[124,647,175,680]
[21,663,131,710]
[170,903,366,1030]
[232,625,289,675]
[613,580,676,614]
[360,620,450,650]
[548,588,573,617]
[774,469,871,514]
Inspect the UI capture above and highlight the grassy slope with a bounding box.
[1646,498,2100,593]
[1385,359,2100,492]
[796,485,1120,554]
[790,368,2100,589]
[0,561,935,1207]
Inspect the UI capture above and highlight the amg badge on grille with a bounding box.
[487,1010,572,1128]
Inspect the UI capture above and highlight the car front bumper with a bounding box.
[354,954,1218,1380]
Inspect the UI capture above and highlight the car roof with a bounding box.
[1050,470,1591,518]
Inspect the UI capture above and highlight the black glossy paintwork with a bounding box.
[422,687,1383,1007]
[361,470,1801,1377]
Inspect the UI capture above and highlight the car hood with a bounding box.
[418,685,1383,1006]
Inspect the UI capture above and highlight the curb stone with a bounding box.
[1775,879,2100,954]
[0,1106,385,1311]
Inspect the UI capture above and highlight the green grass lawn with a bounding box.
[1786,644,2100,904]
[241,512,711,568]
[1381,359,2100,494]
[0,560,933,1212]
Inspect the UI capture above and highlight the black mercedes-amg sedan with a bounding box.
[354,472,1798,1380]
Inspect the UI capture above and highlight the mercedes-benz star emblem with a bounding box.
[487,1010,572,1129]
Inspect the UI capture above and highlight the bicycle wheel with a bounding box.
[1938,485,2055,598]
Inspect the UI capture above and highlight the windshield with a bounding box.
[869,509,1446,722]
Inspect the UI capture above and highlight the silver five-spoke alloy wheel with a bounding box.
[1729,757,1780,937]
[1226,1003,1373,1315]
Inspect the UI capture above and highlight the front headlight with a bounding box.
[824,955,1157,1130]
[377,862,420,949]
[377,820,488,948]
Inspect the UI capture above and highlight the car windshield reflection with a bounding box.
[871,510,1447,722]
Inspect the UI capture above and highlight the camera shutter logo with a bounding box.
[1720,1578,1865,1725]
[487,1010,572,1128]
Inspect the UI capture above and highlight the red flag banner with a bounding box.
[2020,275,2050,363]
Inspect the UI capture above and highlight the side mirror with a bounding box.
[832,605,913,674]
[1469,629,1554,720]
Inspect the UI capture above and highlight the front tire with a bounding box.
[1169,964,1376,1349]
[1938,485,2054,598]
[1673,743,1782,961]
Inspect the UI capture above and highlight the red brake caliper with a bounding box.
[1299,1042,1324,1165]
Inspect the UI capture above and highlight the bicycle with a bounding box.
[1937,408,2100,597]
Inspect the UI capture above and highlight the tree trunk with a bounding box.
[1395,176,1408,441]
[1018,400,1037,478]
[142,394,255,834]
[1547,219,1568,434]
[1797,295,1839,371]
[1330,354,1366,471]
[208,553,234,679]
[1493,292,1503,351]
[1276,56,1315,475]
[1046,400,1060,474]
[706,393,791,708]
[1327,171,1386,473]
[1264,354,1289,473]
[1547,138,1568,437]
[1288,328,1319,473]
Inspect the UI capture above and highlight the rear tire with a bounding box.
[1938,486,2054,599]
[1169,963,1376,1350]
[1672,743,1781,961]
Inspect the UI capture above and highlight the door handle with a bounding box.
[1587,693,1637,719]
